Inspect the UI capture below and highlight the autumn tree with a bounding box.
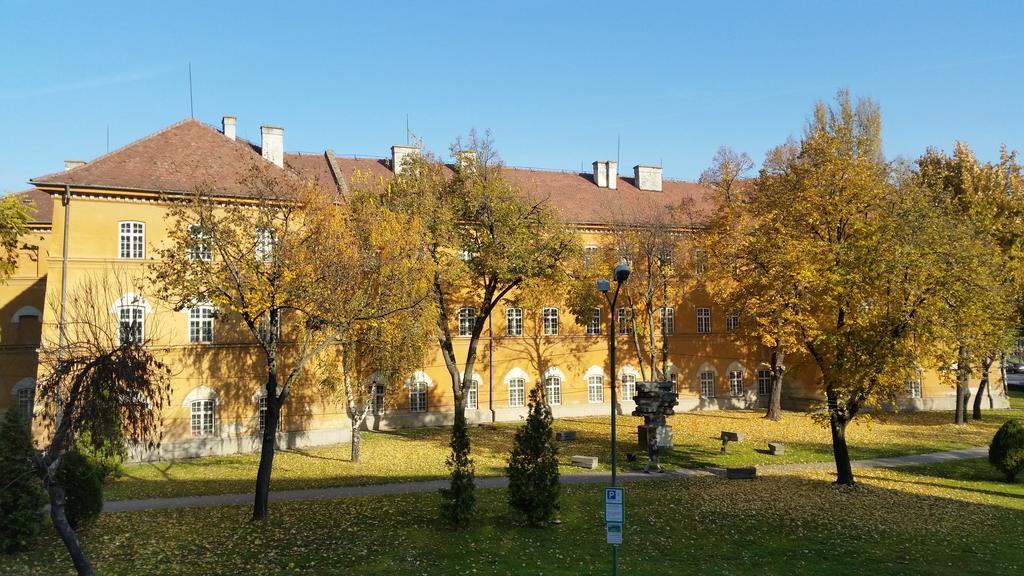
[153,165,432,521]
[702,143,804,420]
[0,193,30,285]
[32,274,171,576]
[916,143,1023,422]
[385,132,577,525]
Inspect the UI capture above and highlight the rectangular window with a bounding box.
[700,371,715,398]
[583,245,599,271]
[190,399,215,437]
[258,396,269,434]
[669,372,678,393]
[545,377,562,406]
[726,314,739,332]
[508,378,526,407]
[255,228,274,261]
[188,225,212,261]
[587,375,604,403]
[457,307,475,337]
[467,379,478,410]
[370,383,386,413]
[757,369,773,396]
[17,388,34,418]
[697,308,711,334]
[189,306,214,343]
[907,378,922,399]
[409,381,428,412]
[729,370,744,397]
[621,373,636,402]
[118,306,144,345]
[586,308,601,336]
[542,307,559,336]
[506,308,523,337]
[617,308,634,335]
[119,221,145,259]
[660,307,675,336]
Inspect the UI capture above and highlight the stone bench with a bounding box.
[556,430,577,442]
[725,466,757,480]
[720,431,744,453]
[768,442,785,456]
[570,455,598,470]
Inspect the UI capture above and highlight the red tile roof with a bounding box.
[15,188,53,225]
[28,118,715,225]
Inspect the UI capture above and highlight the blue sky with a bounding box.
[2,0,1023,193]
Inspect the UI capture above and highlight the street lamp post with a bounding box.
[598,260,630,576]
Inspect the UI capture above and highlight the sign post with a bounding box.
[605,487,624,572]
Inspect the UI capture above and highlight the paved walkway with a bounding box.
[103,446,988,513]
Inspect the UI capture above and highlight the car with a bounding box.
[1007,362,1024,374]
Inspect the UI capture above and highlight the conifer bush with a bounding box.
[989,418,1024,482]
[440,410,475,528]
[56,450,104,529]
[0,408,46,553]
[507,384,560,526]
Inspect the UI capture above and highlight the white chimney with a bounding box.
[592,160,618,190]
[222,116,237,141]
[64,160,86,172]
[634,165,662,192]
[261,125,284,168]
[391,145,420,175]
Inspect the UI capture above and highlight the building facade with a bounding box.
[1,116,1008,459]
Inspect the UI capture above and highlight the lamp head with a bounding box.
[614,260,631,284]
[597,279,611,294]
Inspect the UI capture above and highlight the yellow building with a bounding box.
[1,116,1007,459]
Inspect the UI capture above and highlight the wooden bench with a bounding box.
[570,455,598,470]
[556,431,577,442]
[720,430,745,453]
[768,442,785,456]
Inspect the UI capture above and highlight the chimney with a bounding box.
[391,145,420,175]
[222,116,237,141]
[64,160,86,172]
[592,160,618,190]
[634,165,662,192]
[261,125,284,168]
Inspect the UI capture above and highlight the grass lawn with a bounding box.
[4,459,1023,575]
[106,407,1018,501]
[1008,388,1024,409]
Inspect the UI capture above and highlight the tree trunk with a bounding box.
[47,483,94,576]
[972,358,992,420]
[828,409,855,486]
[954,347,968,425]
[351,428,362,463]
[252,370,280,522]
[765,348,784,421]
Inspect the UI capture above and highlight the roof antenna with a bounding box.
[406,113,410,144]
[188,62,194,119]
[616,134,621,175]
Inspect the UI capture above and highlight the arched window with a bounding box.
[505,367,529,407]
[12,378,35,420]
[544,375,562,406]
[409,380,428,412]
[728,370,744,396]
[699,370,716,398]
[466,377,479,410]
[585,366,605,404]
[191,399,215,437]
[118,305,145,344]
[757,368,773,396]
[660,307,674,336]
[620,371,637,402]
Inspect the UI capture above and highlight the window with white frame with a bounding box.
[506,307,523,337]
[370,383,386,412]
[457,307,475,337]
[660,307,675,336]
[587,374,604,403]
[621,372,637,402]
[544,376,562,406]
[697,308,711,334]
[17,387,34,417]
[118,306,144,345]
[728,370,744,397]
[726,314,739,332]
[585,308,601,336]
[542,307,559,336]
[466,378,479,410]
[258,396,270,434]
[409,380,428,412]
[190,399,215,437]
[188,225,212,261]
[255,227,274,261]
[119,221,145,259]
[189,306,214,343]
[700,371,715,398]
[508,378,526,407]
[906,377,922,399]
[583,245,598,271]
[617,308,634,335]
[757,369,772,396]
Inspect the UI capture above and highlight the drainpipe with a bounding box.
[488,314,495,423]
[58,184,70,359]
